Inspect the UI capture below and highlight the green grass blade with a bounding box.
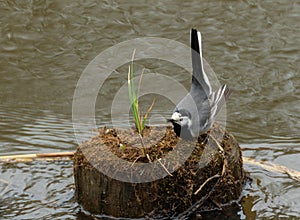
[127,49,155,135]
[128,50,142,134]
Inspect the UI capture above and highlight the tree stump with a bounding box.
[74,124,246,218]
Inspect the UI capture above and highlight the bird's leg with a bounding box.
[198,133,209,145]
[208,133,224,154]
[204,132,224,154]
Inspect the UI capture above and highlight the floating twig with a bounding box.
[0,152,74,162]
[0,151,299,182]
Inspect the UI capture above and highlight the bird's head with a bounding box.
[167,109,192,128]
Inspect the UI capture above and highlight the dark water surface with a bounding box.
[0,0,299,219]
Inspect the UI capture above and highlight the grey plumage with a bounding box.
[168,29,232,140]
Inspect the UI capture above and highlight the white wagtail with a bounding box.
[168,29,232,140]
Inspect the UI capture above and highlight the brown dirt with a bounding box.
[74,124,246,218]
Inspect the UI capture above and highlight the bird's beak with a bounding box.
[167,118,174,123]
[167,118,179,124]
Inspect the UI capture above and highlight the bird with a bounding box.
[168,28,232,140]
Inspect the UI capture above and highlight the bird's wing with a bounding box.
[209,84,232,121]
[192,91,211,126]
[190,28,211,99]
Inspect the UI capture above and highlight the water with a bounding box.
[0,0,299,219]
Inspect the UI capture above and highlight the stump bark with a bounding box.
[74,124,246,218]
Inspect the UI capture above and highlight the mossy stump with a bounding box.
[74,124,246,218]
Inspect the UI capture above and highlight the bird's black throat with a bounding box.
[171,122,194,140]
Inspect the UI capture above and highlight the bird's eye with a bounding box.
[179,118,183,121]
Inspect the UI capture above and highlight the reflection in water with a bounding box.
[0,161,76,219]
[0,0,299,219]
